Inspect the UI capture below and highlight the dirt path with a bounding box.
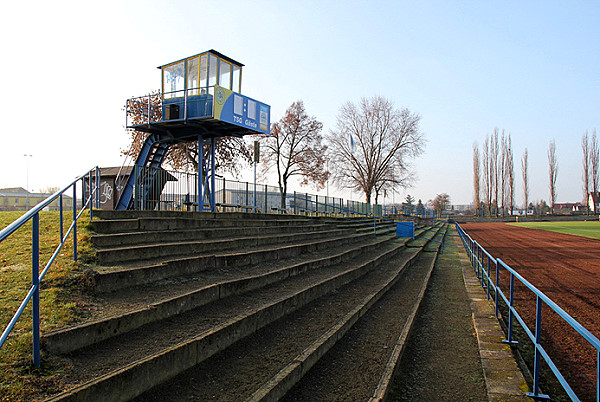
[462,222,600,400]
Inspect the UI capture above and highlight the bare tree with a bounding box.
[432,193,451,216]
[522,148,529,216]
[482,135,491,216]
[328,96,424,204]
[258,100,328,207]
[499,130,507,216]
[473,142,481,216]
[591,130,600,204]
[491,129,500,216]
[548,140,558,213]
[505,134,514,215]
[582,131,591,214]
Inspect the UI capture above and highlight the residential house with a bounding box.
[0,187,72,211]
[552,202,582,215]
[589,192,600,214]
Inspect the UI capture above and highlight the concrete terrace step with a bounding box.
[94,227,350,265]
[91,223,334,249]
[134,225,447,401]
[46,232,419,401]
[43,233,402,354]
[279,250,439,401]
[89,230,386,293]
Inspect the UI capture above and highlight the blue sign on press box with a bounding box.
[396,221,414,238]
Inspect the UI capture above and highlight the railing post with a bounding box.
[503,270,518,345]
[495,259,500,317]
[479,247,485,288]
[96,168,101,211]
[73,184,77,262]
[527,296,549,399]
[88,170,93,220]
[59,194,64,241]
[486,255,491,300]
[32,212,40,367]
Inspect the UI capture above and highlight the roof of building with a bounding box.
[0,187,72,199]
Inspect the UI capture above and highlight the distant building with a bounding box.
[589,192,600,213]
[0,187,72,211]
[553,202,582,215]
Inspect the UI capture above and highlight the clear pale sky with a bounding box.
[1,0,599,206]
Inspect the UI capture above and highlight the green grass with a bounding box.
[0,210,96,400]
[507,220,600,240]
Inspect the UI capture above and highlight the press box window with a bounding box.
[162,61,185,99]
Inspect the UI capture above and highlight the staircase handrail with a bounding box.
[0,167,101,367]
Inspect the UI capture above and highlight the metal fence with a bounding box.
[456,223,600,401]
[129,165,385,216]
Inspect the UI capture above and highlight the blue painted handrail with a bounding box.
[455,223,600,401]
[0,167,100,367]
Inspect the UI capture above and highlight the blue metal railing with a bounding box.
[456,223,600,401]
[0,167,101,367]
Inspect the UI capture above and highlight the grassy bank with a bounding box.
[0,211,96,400]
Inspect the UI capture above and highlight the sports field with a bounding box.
[508,220,600,239]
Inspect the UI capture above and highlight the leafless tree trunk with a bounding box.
[548,140,558,214]
[482,136,491,216]
[500,131,506,217]
[505,134,514,215]
[591,130,599,213]
[522,149,528,216]
[582,131,591,215]
[473,142,481,216]
[491,129,499,216]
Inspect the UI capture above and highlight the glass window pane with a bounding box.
[163,61,185,99]
[187,57,199,96]
[232,65,241,93]
[247,100,256,120]
[219,60,231,89]
[208,54,218,87]
[199,54,208,92]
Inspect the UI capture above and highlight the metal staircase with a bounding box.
[115,134,172,210]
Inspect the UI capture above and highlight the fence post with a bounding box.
[96,168,101,211]
[495,259,500,317]
[73,184,77,262]
[503,269,518,345]
[88,170,93,219]
[486,256,491,300]
[526,296,549,399]
[294,191,297,214]
[59,194,64,241]
[32,213,40,367]
[264,185,268,213]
